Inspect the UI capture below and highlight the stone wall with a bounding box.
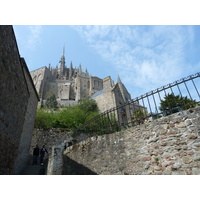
[93,76,116,113]
[30,128,73,155]
[62,107,200,175]
[0,25,38,174]
[13,58,39,174]
[47,145,64,175]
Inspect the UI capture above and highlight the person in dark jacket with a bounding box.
[32,145,40,165]
[40,145,48,166]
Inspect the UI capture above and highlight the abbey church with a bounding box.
[30,48,132,112]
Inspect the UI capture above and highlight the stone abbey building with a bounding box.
[31,48,132,112]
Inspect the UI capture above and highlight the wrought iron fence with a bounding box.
[74,72,200,136]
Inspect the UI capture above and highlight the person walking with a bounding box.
[40,145,48,166]
[32,145,40,165]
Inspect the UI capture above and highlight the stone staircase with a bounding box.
[19,157,48,175]
[20,165,46,175]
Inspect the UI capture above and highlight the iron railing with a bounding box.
[74,72,200,136]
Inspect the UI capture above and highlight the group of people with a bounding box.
[32,145,48,166]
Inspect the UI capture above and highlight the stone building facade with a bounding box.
[30,50,131,112]
[91,76,132,113]
[0,25,39,174]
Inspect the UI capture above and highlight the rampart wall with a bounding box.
[0,25,38,174]
[60,107,200,175]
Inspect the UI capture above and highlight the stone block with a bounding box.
[141,156,151,162]
[154,166,162,171]
[192,168,200,175]
[162,161,171,167]
[176,122,186,128]
[182,145,188,150]
[148,137,159,143]
[158,129,168,135]
[175,146,181,151]
[187,151,194,155]
[167,131,177,136]
[179,152,187,157]
[171,171,187,175]
[171,163,181,170]
[154,171,163,175]
[188,133,198,140]
[152,143,159,149]
[163,171,172,175]
[193,152,200,161]
[185,119,192,126]
[159,141,167,146]
[182,156,193,164]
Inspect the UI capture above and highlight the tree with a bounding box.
[78,97,98,116]
[45,93,58,108]
[159,93,197,115]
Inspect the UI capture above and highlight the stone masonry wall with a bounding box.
[13,58,39,174]
[47,145,64,175]
[94,76,116,113]
[30,128,72,156]
[62,107,200,175]
[0,26,38,174]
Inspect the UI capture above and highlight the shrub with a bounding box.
[159,93,197,115]
[78,98,98,115]
[34,98,100,130]
[34,108,57,129]
[45,93,58,108]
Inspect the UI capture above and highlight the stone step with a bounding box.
[20,165,46,175]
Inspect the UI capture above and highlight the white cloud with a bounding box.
[27,25,42,50]
[73,25,196,97]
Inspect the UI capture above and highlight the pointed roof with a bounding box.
[78,64,82,73]
[59,46,65,60]
[70,61,73,68]
[117,75,122,83]
[59,46,66,71]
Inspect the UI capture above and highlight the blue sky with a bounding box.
[13,25,200,99]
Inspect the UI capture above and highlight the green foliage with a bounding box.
[34,108,57,129]
[77,113,120,136]
[159,93,197,115]
[78,98,98,115]
[132,109,148,123]
[45,93,58,108]
[34,98,100,130]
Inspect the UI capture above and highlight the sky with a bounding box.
[13,25,200,99]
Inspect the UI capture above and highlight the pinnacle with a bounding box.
[117,75,122,83]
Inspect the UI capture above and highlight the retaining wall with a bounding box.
[0,26,38,174]
[62,107,200,175]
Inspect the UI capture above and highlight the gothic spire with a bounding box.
[63,45,65,56]
[59,46,65,74]
[70,61,73,69]
[117,75,122,83]
[78,64,82,74]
